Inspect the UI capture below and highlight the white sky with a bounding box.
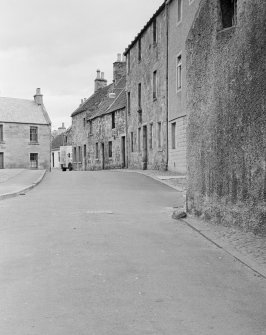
[0,0,163,130]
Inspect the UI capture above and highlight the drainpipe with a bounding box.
[165,0,170,171]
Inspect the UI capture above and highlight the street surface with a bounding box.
[0,170,266,335]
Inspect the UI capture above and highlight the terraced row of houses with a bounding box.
[71,0,265,234]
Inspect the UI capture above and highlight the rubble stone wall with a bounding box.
[126,8,168,170]
[186,0,266,234]
[87,109,126,170]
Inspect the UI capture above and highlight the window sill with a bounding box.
[29,142,39,145]
[0,141,5,144]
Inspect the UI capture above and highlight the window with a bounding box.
[108,141,112,158]
[127,92,131,114]
[73,147,77,162]
[220,0,237,28]
[138,128,141,152]
[138,83,142,109]
[130,132,134,152]
[83,117,86,128]
[176,54,182,91]
[84,145,86,158]
[177,0,182,23]
[0,125,3,142]
[58,152,60,162]
[30,126,38,143]
[89,121,92,135]
[30,153,38,169]
[112,112,115,129]
[149,123,153,149]
[127,52,131,73]
[96,143,99,159]
[158,122,162,149]
[153,71,158,100]
[78,146,82,162]
[153,19,157,44]
[171,122,176,149]
[138,38,142,62]
[0,152,4,169]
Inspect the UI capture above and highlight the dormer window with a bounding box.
[220,0,237,28]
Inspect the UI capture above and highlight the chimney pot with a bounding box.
[97,69,101,79]
[117,53,122,62]
[101,72,104,79]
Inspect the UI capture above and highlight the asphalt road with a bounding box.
[0,170,265,335]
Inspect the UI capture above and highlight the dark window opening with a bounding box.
[153,19,157,44]
[112,112,115,129]
[108,141,112,158]
[130,132,134,152]
[153,70,157,99]
[138,38,142,61]
[220,0,237,28]
[0,125,3,142]
[83,117,86,128]
[127,92,131,114]
[138,83,142,109]
[96,143,99,159]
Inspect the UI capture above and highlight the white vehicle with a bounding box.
[60,146,73,171]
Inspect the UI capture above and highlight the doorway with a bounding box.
[83,144,87,170]
[0,153,4,169]
[142,125,148,170]
[101,143,105,170]
[121,136,126,168]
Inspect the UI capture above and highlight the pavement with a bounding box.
[0,168,46,200]
[0,169,266,335]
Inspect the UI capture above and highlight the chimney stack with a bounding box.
[34,88,43,105]
[94,69,107,92]
[113,53,126,85]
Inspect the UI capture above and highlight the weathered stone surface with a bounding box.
[172,210,187,220]
[186,0,266,234]
[0,123,51,170]
[87,109,126,170]
[125,7,168,171]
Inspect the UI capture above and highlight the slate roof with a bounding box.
[0,97,51,125]
[71,84,112,117]
[124,0,166,55]
[88,76,126,121]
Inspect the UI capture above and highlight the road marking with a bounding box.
[86,210,114,214]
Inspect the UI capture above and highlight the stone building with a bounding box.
[186,0,266,233]
[71,72,111,171]
[167,0,200,173]
[124,3,168,170]
[87,65,126,170]
[0,88,51,170]
[51,126,73,169]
